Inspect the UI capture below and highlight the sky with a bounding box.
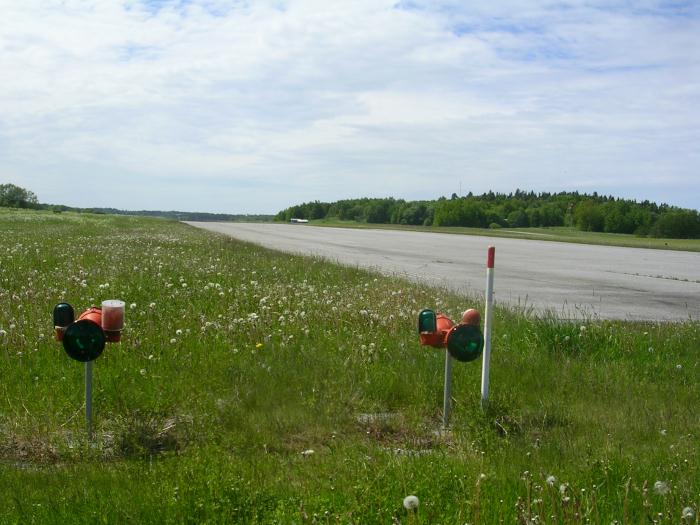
[1,0,699,214]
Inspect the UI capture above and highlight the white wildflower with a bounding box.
[682,507,695,520]
[653,481,669,495]
[403,495,419,510]
[301,449,315,457]
[546,475,557,486]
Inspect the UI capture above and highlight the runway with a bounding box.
[186,222,700,321]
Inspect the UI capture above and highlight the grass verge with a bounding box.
[307,218,700,252]
[0,209,698,523]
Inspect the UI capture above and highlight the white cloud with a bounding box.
[0,0,698,212]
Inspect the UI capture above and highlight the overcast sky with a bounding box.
[1,1,699,214]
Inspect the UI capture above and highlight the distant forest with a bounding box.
[0,183,272,222]
[275,190,700,239]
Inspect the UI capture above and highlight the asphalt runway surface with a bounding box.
[186,222,700,321]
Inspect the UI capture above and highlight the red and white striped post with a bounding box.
[481,246,495,408]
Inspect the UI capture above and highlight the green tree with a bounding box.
[0,184,39,208]
[574,201,604,232]
[652,210,700,239]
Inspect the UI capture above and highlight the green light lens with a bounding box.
[418,309,437,333]
[63,320,105,362]
[53,302,75,327]
[446,324,484,362]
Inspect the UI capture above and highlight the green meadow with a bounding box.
[0,209,698,524]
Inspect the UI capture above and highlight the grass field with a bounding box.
[1,208,699,524]
[310,219,700,253]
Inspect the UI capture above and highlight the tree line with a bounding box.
[0,183,272,222]
[275,190,700,239]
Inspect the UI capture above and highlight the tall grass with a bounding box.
[0,209,698,523]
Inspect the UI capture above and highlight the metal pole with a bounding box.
[481,246,495,408]
[85,360,93,438]
[443,349,452,428]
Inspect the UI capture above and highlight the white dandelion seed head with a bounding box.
[403,495,419,510]
[130,303,137,310]
[170,338,177,344]
[682,507,695,520]
[301,449,315,457]
[653,481,669,495]
[546,475,557,486]
[176,329,182,335]
[149,302,156,308]
[0,329,6,337]
[139,369,147,376]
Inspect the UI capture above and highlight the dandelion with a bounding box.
[403,495,419,510]
[176,329,182,335]
[9,324,15,330]
[149,302,156,308]
[139,368,147,376]
[0,329,6,337]
[682,507,695,520]
[653,481,669,495]
[170,338,177,344]
[546,475,557,486]
[301,449,314,457]
[255,343,263,349]
[676,364,682,370]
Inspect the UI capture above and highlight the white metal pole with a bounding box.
[481,246,495,408]
[85,360,93,437]
[443,349,452,429]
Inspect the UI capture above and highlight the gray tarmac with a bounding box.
[186,222,700,321]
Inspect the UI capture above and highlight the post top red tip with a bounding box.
[487,246,495,268]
